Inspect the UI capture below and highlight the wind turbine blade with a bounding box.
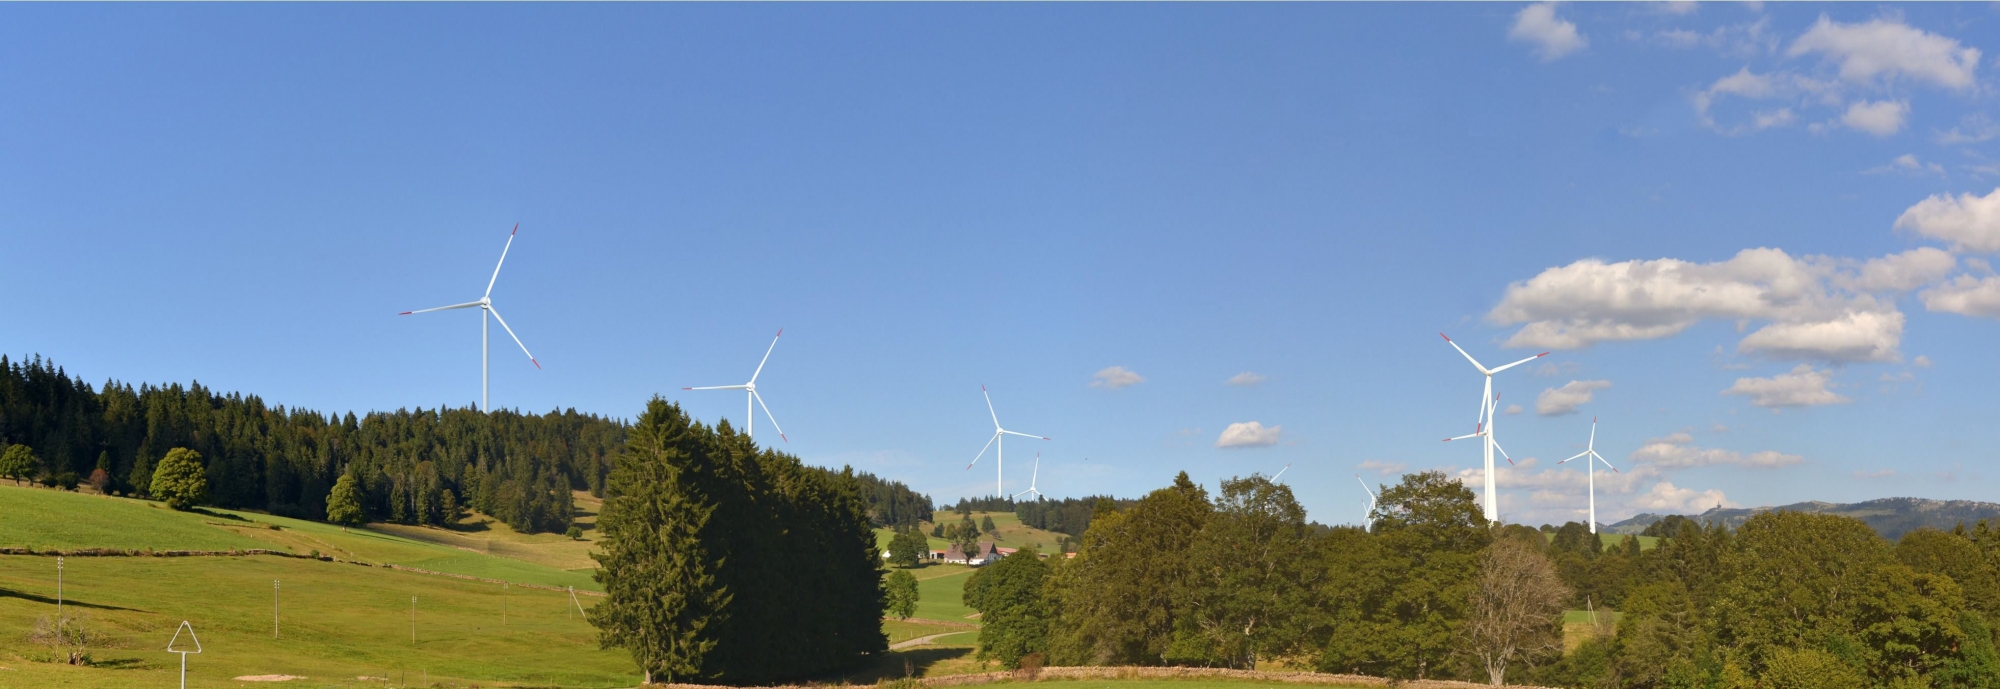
[1272,463,1291,481]
[1031,454,1039,487]
[485,305,540,369]
[967,433,998,470]
[485,224,518,299]
[1487,351,1551,375]
[683,385,749,391]
[1355,474,1377,498]
[1557,450,1590,464]
[981,385,1000,429]
[1440,333,1490,374]
[1588,417,1598,450]
[1493,438,1515,466]
[1594,451,1618,472]
[1001,429,1048,440]
[400,301,483,315]
[753,391,787,443]
[1444,431,1483,442]
[749,328,782,384]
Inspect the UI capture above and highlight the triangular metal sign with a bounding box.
[167,620,202,653]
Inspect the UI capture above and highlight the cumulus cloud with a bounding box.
[1216,422,1282,449]
[1357,459,1406,476]
[1897,187,2000,253]
[1788,17,1980,90]
[1536,380,1612,416]
[1510,3,1588,61]
[1691,68,1825,135]
[1632,481,1736,513]
[1921,275,2000,317]
[1841,99,1909,136]
[1505,404,1525,415]
[1914,355,1932,367]
[1937,114,2000,145]
[1723,364,1850,408]
[1224,372,1267,387]
[1631,430,1806,467]
[1488,248,1926,362]
[1089,366,1145,389]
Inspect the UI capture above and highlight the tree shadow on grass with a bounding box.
[0,587,146,612]
[840,647,975,684]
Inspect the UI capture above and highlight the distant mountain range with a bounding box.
[1604,498,2000,541]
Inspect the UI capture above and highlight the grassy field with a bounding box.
[0,553,633,688]
[910,565,980,622]
[875,510,1073,556]
[0,484,599,591]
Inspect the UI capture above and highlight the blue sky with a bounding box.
[5,2,2000,527]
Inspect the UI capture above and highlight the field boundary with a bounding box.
[655,666,1558,689]
[0,547,606,596]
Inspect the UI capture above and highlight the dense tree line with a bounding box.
[0,355,618,533]
[964,470,2000,688]
[852,471,932,528]
[591,398,884,684]
[1017,495,1135,535]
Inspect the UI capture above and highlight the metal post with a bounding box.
[180,651,187,689]
[411,596,417,644]
[567,586,573,619]
[502,582,507,625]
[273,580,280,639]
[56,556,63,618]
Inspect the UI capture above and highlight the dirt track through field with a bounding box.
[890,631,973,650]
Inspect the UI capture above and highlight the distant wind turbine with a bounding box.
[1355,475,1378,532]
[684,329,788,442]
[966,386,1048,498]
[1557,417,1619,533]
[1012,453,1043,501]
[399,224,540,413]
[1439,333,1546,523]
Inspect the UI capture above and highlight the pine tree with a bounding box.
[149,448,207,511]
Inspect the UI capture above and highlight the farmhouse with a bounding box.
[942,542,1001,566]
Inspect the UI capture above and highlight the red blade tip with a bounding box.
[776,327,783,336]
[681,387,694,390]
[398,311,413,315]
[1537,352,1549,357]
[511,223,518,236]
[780,434,789,443]
[531,359,541,370]
[1439,333,1451,341]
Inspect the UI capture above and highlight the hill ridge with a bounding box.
[1606,496,2000,540]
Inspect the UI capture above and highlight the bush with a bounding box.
[1761,648,1866,689]
[566,525,583,540]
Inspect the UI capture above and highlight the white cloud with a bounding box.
[1844,248,1955,292]
[1788,17,1980,90]
[1937,114,2000,145]
[1089,366,1145,389]
[1224,372,1267,387]
[1840,99,1909,136]
[1914,355,1932,367]
[1723,363,1851,408]
[1510,3,1588,62]
[1856,469,1896,479]
[1632,481,1736,513]
[1357,459,1406,476]
[1655,1,1698,16]
[1896,187,2000,253]
[1489,248,1921,362]
[1921,274,2000,317]
[1631,430,1806,467]
[1864,153,1946,176]
[1505,404,1525,416]
[1216,422,1282,449]
[1735,310,1903,363]
[1690,68,1831,135]
[1536,380,1612,416]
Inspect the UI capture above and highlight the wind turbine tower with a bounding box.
[1557,417,1619,533]
[399,224,540,413]
[967,386,1047,498]
[1439,333,1545,523]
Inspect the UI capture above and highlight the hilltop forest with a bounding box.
[0,355,929,533]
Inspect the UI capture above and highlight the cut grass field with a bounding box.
[0,484,599,591]
[875,510,1073,556]
[0,553,632,688]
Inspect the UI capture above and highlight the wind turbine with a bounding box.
[684,329,788,443]
[1355,475,1377,532]
[1440,333,1546,523]
[1557,417,1619,533]
[1012,453,1043,501]
[399,224,540,413]
[966,386,1048,498]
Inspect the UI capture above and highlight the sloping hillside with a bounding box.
[1606,497,2000,540]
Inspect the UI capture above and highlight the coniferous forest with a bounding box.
[0,355,930,535]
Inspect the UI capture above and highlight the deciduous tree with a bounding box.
[886,569,919,620]
[1466,537,1570,685]
[149,448,207,510]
